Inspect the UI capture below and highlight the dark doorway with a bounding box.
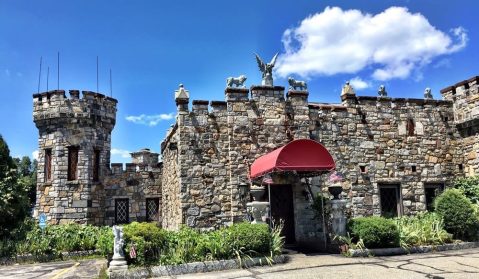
[269,184,295,244]
[424,183,444,211]
[379,184,402,218]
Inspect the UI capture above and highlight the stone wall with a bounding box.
[103,162,162,226]
[310,94,462,217]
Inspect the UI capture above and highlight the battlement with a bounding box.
[109,162,163,175]
[439,76,479,124]
[33,89,117,129]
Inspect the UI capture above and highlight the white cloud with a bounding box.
[125,113,174,126]
[32,150,39,160]
[111,148,131,158]
[349,77,370,90]
[276,6,468,81]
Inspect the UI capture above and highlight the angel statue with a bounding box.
[254,52,278,86]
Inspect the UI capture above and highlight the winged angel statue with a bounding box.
[255,53,278,86]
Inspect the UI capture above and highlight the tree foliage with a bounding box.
[0,135,33,239]
[453,176,479,204]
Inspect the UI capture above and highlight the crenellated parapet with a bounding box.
[33,90,117,131]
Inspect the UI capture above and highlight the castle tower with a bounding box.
[33,90,117,224]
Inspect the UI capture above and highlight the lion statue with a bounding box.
[288,77,307,91]
[226,75,247,88]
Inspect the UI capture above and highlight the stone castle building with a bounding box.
[33,72,479,248]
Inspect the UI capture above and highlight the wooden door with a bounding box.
[270,184,295,244]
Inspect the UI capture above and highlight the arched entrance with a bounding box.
[249,139,336,246]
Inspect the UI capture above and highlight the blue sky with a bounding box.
[1,0,478,163]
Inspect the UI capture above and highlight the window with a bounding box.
[359,165,367,173]
[146,198,160,222]
[67,147,79,181]
[458,164,464,171]
[115,198,129,224]
[424,184,444,211]
[44,149,52,182]
[411,165,417,173]
[379,184,402,218]
[93,149,100,182]
[406,118,415,136]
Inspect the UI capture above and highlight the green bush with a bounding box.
[396,213,452,247]
[122,222,277,266]
[453,176,479,204]
[123,222,168,266]
[348,216,400,248]
[434,189,479,240]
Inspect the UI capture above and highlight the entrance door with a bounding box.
[269,184,295,244]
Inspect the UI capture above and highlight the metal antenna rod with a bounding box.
[96,56,99,93]
[109,68,112,97]
[37,56,42,94]
[46,66,49,92]
[57,52,60,90]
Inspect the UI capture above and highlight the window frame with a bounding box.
[115,198,129,224]
[67,146,79,181]
[146,198,160,222]
[44,148,52,182]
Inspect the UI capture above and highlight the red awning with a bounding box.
[249,139,335,179]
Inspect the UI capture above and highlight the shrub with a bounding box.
[453,176,479,203]
[224,223,271,255]
[122,222,168,266]
[348,216,400,248]
[434,189,479,240]
[396,213,452,247]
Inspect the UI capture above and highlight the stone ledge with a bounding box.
[224,87,249,94]
[109,255,287,279]
[250,85,285,91]
[349,241,479,257]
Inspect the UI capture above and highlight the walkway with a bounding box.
[156,248,479,279]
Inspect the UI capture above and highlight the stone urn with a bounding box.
[250,186,266,201]
[328,184,343,200]
[246,201,270,224]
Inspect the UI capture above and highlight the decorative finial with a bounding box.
[341,81,355,95]
[174,83,189,100]
[254,53,278,86]
[378,85,387,97]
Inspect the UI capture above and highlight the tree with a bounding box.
[0,135,31,238]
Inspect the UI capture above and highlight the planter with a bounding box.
[328,185,343,200]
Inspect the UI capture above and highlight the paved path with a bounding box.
[0,259,106,279]
[155,248,479,279]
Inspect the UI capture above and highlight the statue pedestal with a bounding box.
[329,199,347,237]
[262,74,273,86]
[109,257,128,272]
[246,201,270,224]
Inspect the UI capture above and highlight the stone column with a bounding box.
[329,199,347,237]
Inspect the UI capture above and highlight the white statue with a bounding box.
[226,75,247,88]
[378,85,387,97]
[254,53,278,86]
[288,77,307,91]
[109,225,128,272]
[424,87,433,99]
[113,225,125,259]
